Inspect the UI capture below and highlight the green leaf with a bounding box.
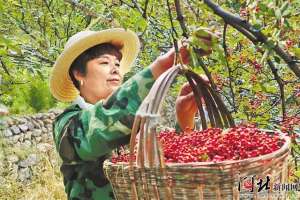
[259,83,267,93]
[282,9,291,17]
[258,3,268,12]
[291,48,300,58]
[275,9,281,19]
[280,2,289,15]
[294,170,300,178]
[260,49,270,65]
[284,19,291,28]
[0,48,7,56]
[274,56,281,63]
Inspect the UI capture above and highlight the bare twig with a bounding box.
[254,98,281,117]
[131,0,144,16]
[0,57,11,76]
[166,0,179,54]
[197,58,218,92]
[122,0,166,36]
[267,59,286,119]
[218,90,237,112]
[65,8,74,38]
[174,0,189,38]
[42,0,61,39]
[143,0,150,18]
[129,0,153,26]
[222,23,237,112]
[8,47,54,66]
[119,0,135,8]
[6,7,38,42]
[183,0,200,20]
[228,23,258,44]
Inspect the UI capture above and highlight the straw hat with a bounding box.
[50,28,140,102]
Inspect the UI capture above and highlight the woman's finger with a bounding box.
[199,75,209,84]
[179,82,193,95]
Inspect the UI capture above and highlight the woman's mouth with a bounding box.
[107,79,120,85]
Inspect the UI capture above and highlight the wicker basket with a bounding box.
[104,65,291,200]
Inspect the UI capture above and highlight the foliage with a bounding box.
[0,0,299,198]
[2,71,56,114]
[0,0,298,115]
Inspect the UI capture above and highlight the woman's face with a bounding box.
[75,54,123,104]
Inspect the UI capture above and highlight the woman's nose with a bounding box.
[110,64,120,74]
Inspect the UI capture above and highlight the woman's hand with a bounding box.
[175,83,198,131]
[175,76,209,130]
[150,30,215,80]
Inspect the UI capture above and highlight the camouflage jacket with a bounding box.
[53,68,155,200]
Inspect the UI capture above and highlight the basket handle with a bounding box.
[129,64,235,169]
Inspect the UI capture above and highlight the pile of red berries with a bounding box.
[111,125,284,163]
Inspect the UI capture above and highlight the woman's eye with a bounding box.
[100,62,109,65]
[115,63,120,67]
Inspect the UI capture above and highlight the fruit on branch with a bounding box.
[112,124,284,163]
[249,99,261,109]
[250,60,262,71]
[285,39,293,49]
[280,115,300,142]
[188,27,219,54]
[239,8,249,18]
[254,6,260,13]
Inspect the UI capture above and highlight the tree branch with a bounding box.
[218,90,237,112]
[64,0,98,18]
[42,0,61,39]
[8,47,54,66]
[267,59,286,119]
[183,0,200,20]
[166,0,179,54]
[174,0,189,38]
[65,8,74,39]
[203,0,300,78]
[223,23,237,112]
[119,0,135,8]
[0,57,11,76]
[143,0,149,18]
[254,98,281,117]
[120,0,167,39]
[131,0,145,17]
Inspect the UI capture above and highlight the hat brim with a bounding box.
[50,28,140,102]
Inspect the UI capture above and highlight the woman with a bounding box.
[50,28,212,200]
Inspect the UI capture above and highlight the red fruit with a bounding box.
[239,8,248,17]
[112,125,284,164]
[285,40,293,48]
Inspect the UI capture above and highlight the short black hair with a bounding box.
[69,43,123,90]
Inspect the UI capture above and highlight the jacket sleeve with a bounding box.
[67,67,155,161]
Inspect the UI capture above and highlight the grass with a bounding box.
[0,137,66,200]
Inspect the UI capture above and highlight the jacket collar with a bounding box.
[72,95,93,109]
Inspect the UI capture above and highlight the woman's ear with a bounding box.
[72,69,84,82]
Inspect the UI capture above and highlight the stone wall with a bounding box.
[1,109,62,147]
[0,103,175,183]
[0,109,62,183]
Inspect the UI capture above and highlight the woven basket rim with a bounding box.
[104,130,290,168]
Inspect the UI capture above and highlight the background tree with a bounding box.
[0,0,299,185]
